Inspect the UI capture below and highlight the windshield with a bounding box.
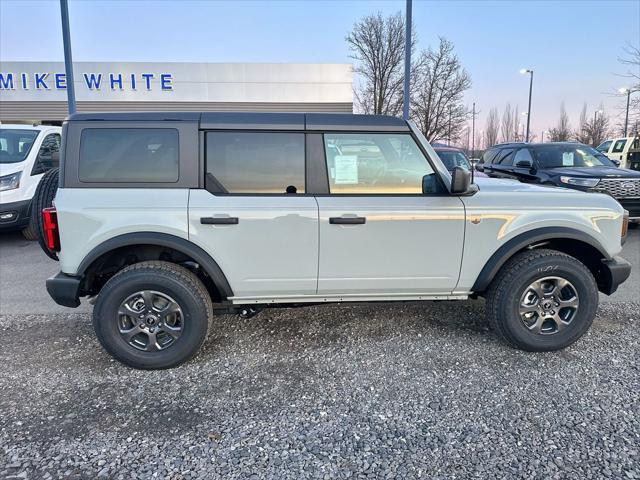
[0,129,40,164]
[437,151,471,171]
[531,144,616,169]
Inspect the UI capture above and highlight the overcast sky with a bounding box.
[1,0,638,138]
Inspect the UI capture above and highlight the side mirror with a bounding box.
[422,173,439,194]
[475,161,484,172]
[515,159,533,169]
[451,166,471,194]
[612,159,621,167]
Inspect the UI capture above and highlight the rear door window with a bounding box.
[611,139,627,153]
[79,128,179,183]
[494,148,515,166]
[205,132,305,194]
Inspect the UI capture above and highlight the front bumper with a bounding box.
[598,256,632,295]
[0,199,31,231]
[46,272,82,308]
[617,198,640,221]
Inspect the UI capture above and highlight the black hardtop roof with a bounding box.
[488,141,587,150]
[65,112,409,131]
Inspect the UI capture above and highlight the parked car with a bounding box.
[41,113,630,369]
[596,134,640,170]
[478,142,640,223]
[0,124,61,239]
[433,146,488,177]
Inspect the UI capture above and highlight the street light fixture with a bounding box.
[520,69,534,142]
[619,87,631,136]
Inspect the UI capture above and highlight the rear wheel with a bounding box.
[93,261,213,369]
[486,249,598,351]
[31,168,59,259]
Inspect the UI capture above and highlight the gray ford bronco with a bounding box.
[39,112,631,369]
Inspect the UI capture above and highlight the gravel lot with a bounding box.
[0,230,639,479]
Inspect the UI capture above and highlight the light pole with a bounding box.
[593,109,603,146]
[402,0,412,121]
[60,0,76,115]
[471,102,476,157]
[541,130,547,143]
[520,69,533,142]
[619,87,631,136]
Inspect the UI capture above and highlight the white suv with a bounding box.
[0,124,61,238]
[41,113,631,369]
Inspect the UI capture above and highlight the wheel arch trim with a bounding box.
[77,232,234,298]
[471,226,611,293]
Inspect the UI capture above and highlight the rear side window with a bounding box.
[206,132,305,194]
[494,148,515,165]
[611,139,627,153]
[79,128,179,183]
[482,149,499,164]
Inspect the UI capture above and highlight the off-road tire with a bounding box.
[486,249,598,351]
[93,261,213,369]
[31,168,59,259]
[21,220,37,240]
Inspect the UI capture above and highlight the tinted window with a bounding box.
[323,133,435,194]
[0,129,39,164]
[596,140,612,153]
[79,129,178,183]
[531,145,616,168]
[612,139,627,153]
[513,148,534,165]
[32,133,61,175]
[437,151,471,171]
[482,149,499,164]
[206,132,305,194]
[494,148,515,165]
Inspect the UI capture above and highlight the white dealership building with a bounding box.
[0,62,353,123]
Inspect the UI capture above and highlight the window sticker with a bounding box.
[562,152,574,166]
[334,155,359,184]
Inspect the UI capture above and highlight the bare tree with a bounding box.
[484,108,500,147]
[500,103,514,143]
[346,12,414,115]
[616,44,640,134]
[411,37,472,142]
[574,103,591,144]
[582,105,611,146]
[547,103,572,141]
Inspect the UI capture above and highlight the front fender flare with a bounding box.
[471,226,610,293]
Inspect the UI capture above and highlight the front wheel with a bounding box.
[486,249,598,351]
[93,261,213,369]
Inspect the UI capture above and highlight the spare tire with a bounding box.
[32,167,60,260]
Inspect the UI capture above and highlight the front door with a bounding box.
[316,132,465,296]
[189,131,318,299]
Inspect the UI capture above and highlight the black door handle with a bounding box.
[329,216,366,225]
[200,217,239,225]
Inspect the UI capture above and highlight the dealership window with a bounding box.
[79,128,179,183]
[323,133,434,194]
[206,132,305,194]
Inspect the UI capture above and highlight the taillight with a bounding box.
[42,207,60,252]
[621,210,629,239]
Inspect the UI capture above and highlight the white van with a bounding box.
[0,124,62,239]
[597,134,640,170]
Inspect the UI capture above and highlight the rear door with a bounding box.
[188,130,319,299]
[485,148,516,178]
[610,138,628,163]
[315,132,465,296]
